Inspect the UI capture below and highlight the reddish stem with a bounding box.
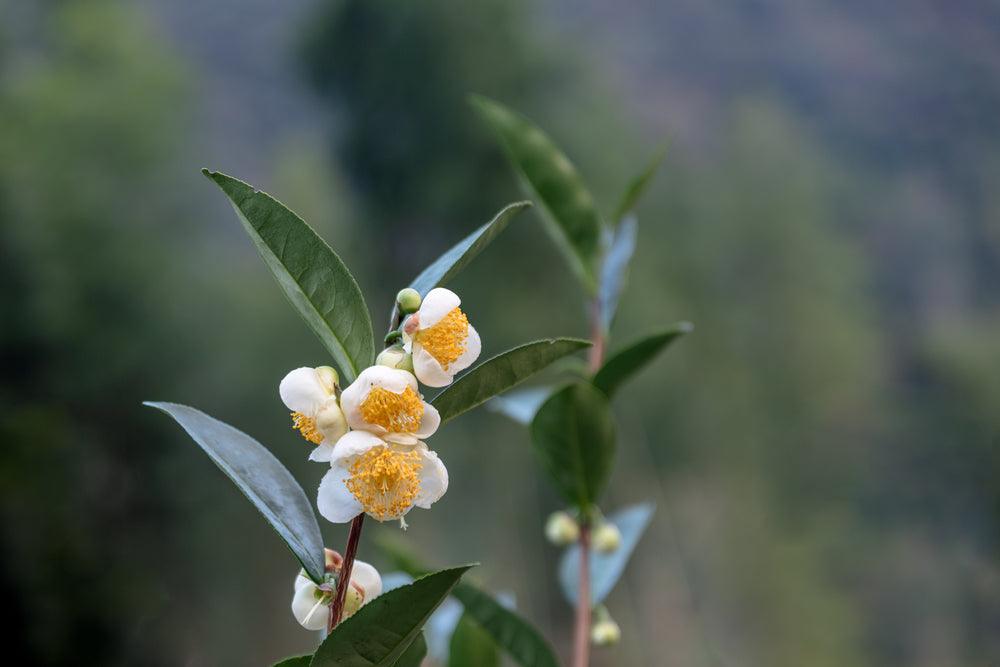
[328,513,365,631]
[573,522,592,667]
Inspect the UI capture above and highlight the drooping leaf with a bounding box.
[530,382,616,509]
[598,216,637,332]
[409,201,531,297]
[449,613,499,667]
[204,170,374,382]
[432,338,591,423]
[488,386,553,425]
[272,656,311,667]
[592,322,693,397]
[392,633,427,667]
[144,402,325,582]
[559,503,655,605]
[310,565,474,667]
[470,96,603,293]
[612,147,667,225]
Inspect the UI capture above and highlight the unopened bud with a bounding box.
[396,288,422,314]
[316,366,340,394]
[342,585,365,619]
[376,345,414,373]
[591,617,621,646]
[545,511,580,546]
[593,522,622,553]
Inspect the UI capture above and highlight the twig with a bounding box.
[573,522,592,667]
[328,513,365,631]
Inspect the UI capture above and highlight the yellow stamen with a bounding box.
[360,386,424,433]
[291,412,324,445]
[415,307,469,368]
[344,446,422,521]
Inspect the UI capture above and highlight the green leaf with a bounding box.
[559,503,655,605]
[530,382,616,508]
[449,613,499,667]
[393,633,427,667]
[452,584,559,667]
[204,170,374,382]
[612,147,667,225]
[272,656,312,667]
[409,201,531,297]
[471,96,603,293]
[311,565,474,667]
[598,216,637,332]
[592,322,693,397]
[488,386,553,425]
[432,338,591,423]
[144,402,325,583]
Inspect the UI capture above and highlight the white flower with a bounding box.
[339,366,439,445]
[279,366,348,462]
[317,430,448,525]
[402,287,481,388]
[291,559,383,631]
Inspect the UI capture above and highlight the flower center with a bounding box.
[360,386,424,433]
[344,446,422,521]
[415,307,469,368]
[291,412,324,444]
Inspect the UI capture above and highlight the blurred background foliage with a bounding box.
[1,0,998,665]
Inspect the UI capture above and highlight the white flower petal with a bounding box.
[316,401,349,444]
[384,433,420,446]
[317,466,363,523]
[351,560,383,600]
[450,324,481,374]
[412,346,453,387]
[279,367,330,414]
[294,571,315,592]
[414,449,448,509]
[330,430,385,467]
[418,288,461,329]
[308,441,335,463]
[415,401,440,439]
[292,581,330,631]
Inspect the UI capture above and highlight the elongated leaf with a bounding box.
[612,147,666,225]
[311,566,474,667]
[409,201,531,297]
[393,633,427,667]
[449,613,499,667]
[531,382,616,508]
[204,170,374,382]
[592,322,693,397]
[452,584,559,667]
[471,96,603,293]
[144,402,325,582]
[488,386,553,425]
[598,216,637,332]
[559,503,655,605]
[273,657,311,667]
[432,338,590,423]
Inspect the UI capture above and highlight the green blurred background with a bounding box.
[2,0,999,665]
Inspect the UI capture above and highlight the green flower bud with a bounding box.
[315,366,340,393]
[593,521,622,553]
[376,345,414,373]
[396,287,422,314]
[591,617,621,646]
[342,586,365,619]
[545,511,580,546]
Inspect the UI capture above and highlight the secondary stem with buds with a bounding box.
[328,513,365,632]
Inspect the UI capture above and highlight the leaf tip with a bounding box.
[677,321,695,334]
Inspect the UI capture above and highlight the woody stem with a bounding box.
[328,513,365,631]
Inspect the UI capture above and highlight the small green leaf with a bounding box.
[452,584,559,667]
[204,170,374,382]
[531,383,616,508]
[612,146,667,225]
[409,201,531,297]
[272,656,311,667]
[144,402,325,582]
[471,96,603,293]
[311,565,474,667]
[598,216,637,332]
[488,386,553,425]
[592,322,693,397]
[449,613,499,667]
[393,633,427,667]
[432,338,591,423]
[559,503,655,605]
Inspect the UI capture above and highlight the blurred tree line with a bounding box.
[1,0,998,665]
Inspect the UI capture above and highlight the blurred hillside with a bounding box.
[2,0,999,665]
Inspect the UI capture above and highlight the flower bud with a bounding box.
[342,585,365,619]
[376,344,415,373]
[591,616,621,646]
[396,287,422,314]
[315,366,340,394]
[593,521,622,553]
[545,511,580,546]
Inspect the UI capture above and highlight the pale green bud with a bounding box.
[591,617,621,646]
[396,287,422,314]
[376,345,415,373]
[593,522,622,553]
[342,586,365,619]
[545,511,580,546]
[315,366,340,393]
